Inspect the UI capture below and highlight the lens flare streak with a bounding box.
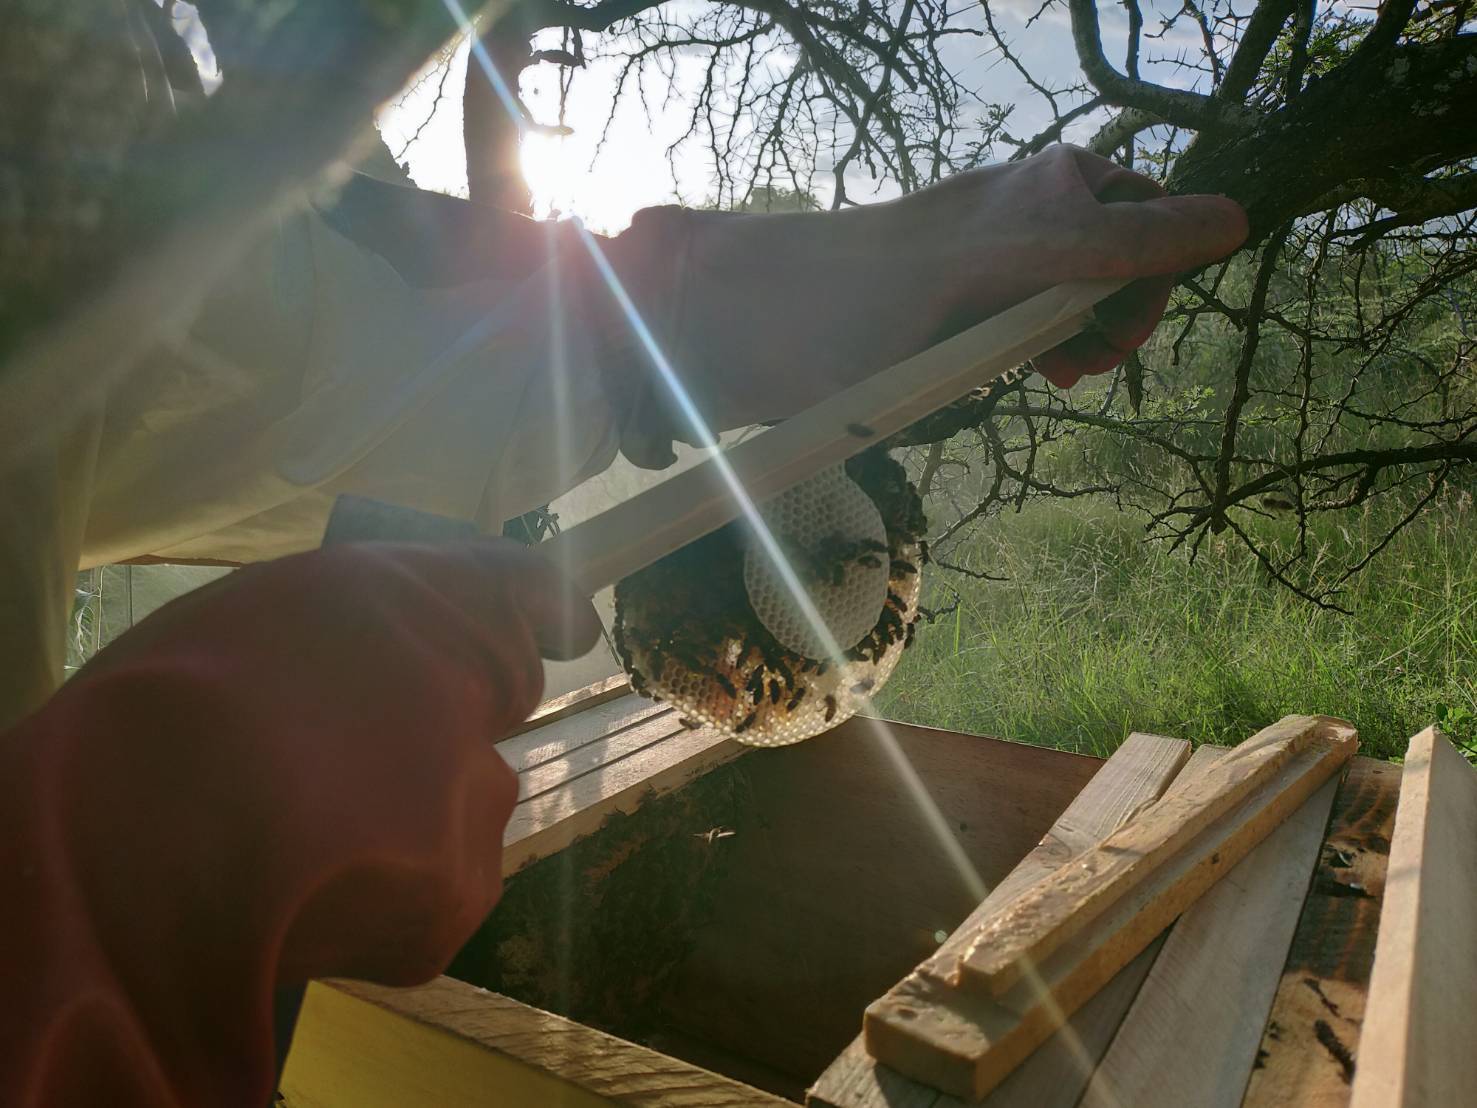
[441,3,1110,1093]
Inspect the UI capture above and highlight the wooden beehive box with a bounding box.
[278,678,1476,1107]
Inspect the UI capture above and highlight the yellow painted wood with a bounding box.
[280,981,613,1108]
[280,977,790,1107]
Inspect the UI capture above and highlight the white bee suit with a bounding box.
[2,213,623,725]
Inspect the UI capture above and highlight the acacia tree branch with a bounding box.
[1172,34,1477,239]
[1014,96,1105,158]
[917,440,946,499]
[1123,0,1143,80]
[1087,106,1162,155]
[1166,442,1477,527]
[1353,171,1477,224]
[1283,0,1315,98]
[1210,226,1288,531]
[1358,0,1420,57]
[1065,0,1256,130]
[533,0,666,32]
[747,0,918,186]
[831,0,917,206]
[1217,0,1295,102]
[465,5,543,212]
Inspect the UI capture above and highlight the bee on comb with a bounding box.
[613,447,926,747]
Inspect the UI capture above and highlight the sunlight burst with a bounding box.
[520,131,579,220]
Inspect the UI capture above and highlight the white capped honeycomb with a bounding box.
[742,465,890,660]
[623,546,920,747]
[615,454,926,748]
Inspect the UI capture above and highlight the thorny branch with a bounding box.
[31,1,1474,610]
[440,0,1475,605]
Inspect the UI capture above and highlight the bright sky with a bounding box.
[376,2,1235,234]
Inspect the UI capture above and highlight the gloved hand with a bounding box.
[0,540,600,1108]
[602,144,1249,464]
[312,155,1247,471]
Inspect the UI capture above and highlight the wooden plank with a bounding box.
[502,723,745,872]
[958,716,1349,997]
[807,731,1190,1108]
[496,695,673,778]
[280,976,791,1107]
[1349,728,1477,1108]
[809,1054,941,1108]
[1242,757,1400,1108]
[1078,766,1341,1108]
[541,279,1123,596]
[967,742,1217,1108]
[671,721,1103,1088]
[512,709,693,803]
[503,674,633,740]
[972,938,1165,1108]
[922,733,1193,984]
[967,745,1229,1108]
[864,721,1358,1101]
[480,676,747,876]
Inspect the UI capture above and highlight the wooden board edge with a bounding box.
[281,976,791,1107]
[1349,727,1477,1108]
[545,280,1123,594]
[513,709,694,803]
[1241,755,1401,1108]
[503,673,633,739]
[960,716,1354,995]
[865,732,1357,1100]
[502,726,747,873]
[807,733,1191,1108]
[1078,769,1342,1108]
[919,732,1192,983]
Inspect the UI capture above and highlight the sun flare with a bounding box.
[519,131,579,220]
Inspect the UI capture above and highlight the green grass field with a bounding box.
[878,494,1477,764]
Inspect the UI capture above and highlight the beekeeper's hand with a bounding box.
[606,144,1248,463]
[0,540,599,1108]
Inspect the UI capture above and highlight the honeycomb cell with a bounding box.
[742,464,890,659]
[613,448,928,748]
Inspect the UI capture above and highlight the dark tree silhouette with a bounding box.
[406,0,1477,606]
[4,1,1474,605]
